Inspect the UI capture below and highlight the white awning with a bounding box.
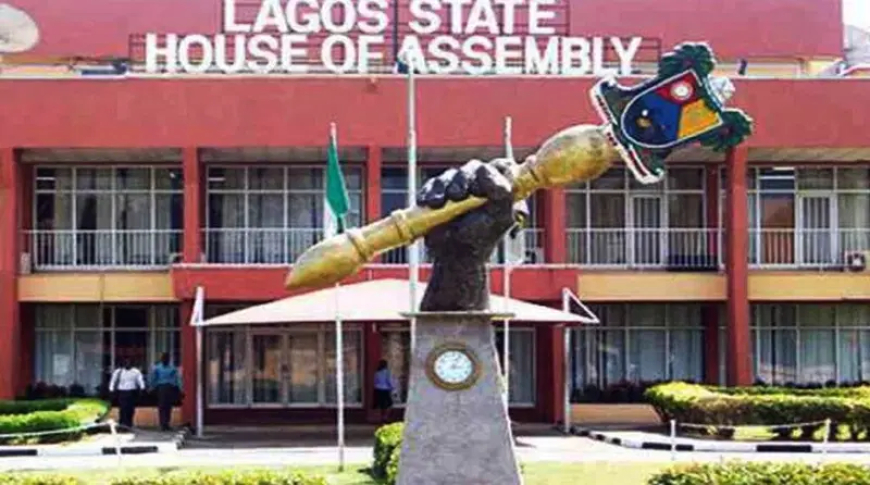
[200,278,587,326]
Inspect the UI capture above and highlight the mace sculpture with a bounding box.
[285,42,753,484]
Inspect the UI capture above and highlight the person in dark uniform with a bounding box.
[373,360,395,423]
[149,353,181,431]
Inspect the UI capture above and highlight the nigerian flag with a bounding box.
[324,123,350,238]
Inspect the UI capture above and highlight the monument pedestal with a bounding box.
[395,312,523,485]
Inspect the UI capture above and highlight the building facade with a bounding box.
[1,0,869,425]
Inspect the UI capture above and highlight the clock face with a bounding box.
[426,344,480,391]
[433,350,474,385]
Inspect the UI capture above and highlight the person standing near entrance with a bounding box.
[109,359,145,429]
[373,360,395,424]
[149,352,181,432]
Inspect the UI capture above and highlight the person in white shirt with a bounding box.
[109,359,146,428]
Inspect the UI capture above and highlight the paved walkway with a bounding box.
[8,424,870,472]
[0,428,183,458]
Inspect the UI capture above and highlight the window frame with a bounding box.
[205,323,366,409]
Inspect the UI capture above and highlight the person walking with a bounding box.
[373,359,395,424]
[109,358,145,429]
[149,352,181,432]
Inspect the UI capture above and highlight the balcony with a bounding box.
[566,228,721,271]
[204,228,322,265]
[23,230,182,271]
[748,228,870,269]
[378,228,546,265]
[203,227,545,266]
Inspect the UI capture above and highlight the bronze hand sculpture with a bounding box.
[417,158,529,311]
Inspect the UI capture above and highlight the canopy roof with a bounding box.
[200,279,588,326]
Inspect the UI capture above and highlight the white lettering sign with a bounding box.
[145,0,643,75]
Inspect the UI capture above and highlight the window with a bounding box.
[724,166,870,268]
[206,166,363,264]
[495,327,536,405]
[206,325,363,407]
[33,167,183,268]
[566,167,709,267]
[751,303,870,385]
[208,330,248,405]
[380,327,411,404]
[34,304,179,396]
[571,303,704,399]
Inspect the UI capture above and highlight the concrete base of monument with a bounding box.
[395,311,523,485]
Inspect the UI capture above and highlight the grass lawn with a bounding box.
[5,462,669,485]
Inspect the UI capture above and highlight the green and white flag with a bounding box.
[324,123,350,239]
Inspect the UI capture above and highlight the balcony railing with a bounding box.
[204,228,322,265]
[378,228,545,265]
[748,228,870,269]
[566,228,721,270]
[203,227,545,266]
[24,229,182,270]
[26,227,870,271]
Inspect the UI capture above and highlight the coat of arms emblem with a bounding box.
[592,42,754,184]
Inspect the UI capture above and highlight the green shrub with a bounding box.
[645,382,870,440]
[0,470,326,485]
[109,469,326,485]
[384,446,401,485]
[373,422,404,479]
[0,399,109,444]
[0,475,82,485]
[0,400,72,416]
[648,462,870,485]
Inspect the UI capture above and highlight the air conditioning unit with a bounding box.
[19,253,31,275]
[843,250,870,272]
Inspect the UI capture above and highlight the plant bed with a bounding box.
[0,463,669,485]
[645,382,870,442]
[649,462,870,485]
[0,399,110,445]
[0,469,327,485]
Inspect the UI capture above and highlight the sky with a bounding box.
[844,0,870,28]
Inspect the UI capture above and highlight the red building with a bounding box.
[1,0,869,426]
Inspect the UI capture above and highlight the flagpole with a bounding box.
[330,122,346,472]
[502,116,513,406]
[405,52,419,352]
[193,286,205,438]
[335,281,345,471]
[196,325,203,437]
[562,289,571,434]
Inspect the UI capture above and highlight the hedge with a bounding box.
[373,422,403,481]
[649,462,870,485]
[0,470,326,485]
[645,382,870,440]
[385,446,401,485]
[0,399,110,444]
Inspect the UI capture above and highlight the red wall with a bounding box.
[6,0,842,61]
[568,0,843,59]
[0,77,868,149]
[172,266,580,302]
